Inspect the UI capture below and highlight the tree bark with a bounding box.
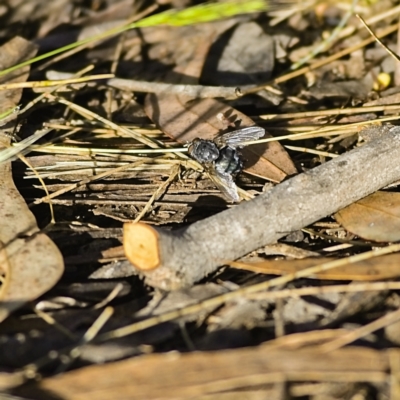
[124,125,400,290]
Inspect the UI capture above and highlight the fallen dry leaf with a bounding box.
[229,252,400,281]
[203,21,275,85]
[0,37,64,322]
[335,191,400,242]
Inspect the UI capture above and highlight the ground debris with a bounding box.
[2,1,400,399]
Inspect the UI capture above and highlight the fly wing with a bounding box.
[207,167,240,203]
[215,126,265,149]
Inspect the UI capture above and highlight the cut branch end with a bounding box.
[123,222,160,271]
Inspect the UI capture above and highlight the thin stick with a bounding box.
[247,281,400,301]
[0,74,113,91]
[33,307,77,341]
[284,145,339,158]
[356,14,400,63]
[319,307,400,352]
[133,165,180,222]
[244,115,400,145]
[108,78,241,99]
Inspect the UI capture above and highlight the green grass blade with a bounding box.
[133,0,268,27]
[0,105,19,122]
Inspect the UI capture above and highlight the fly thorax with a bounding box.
[189,139,220,163]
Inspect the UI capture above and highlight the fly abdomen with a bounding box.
[215,146,243,175]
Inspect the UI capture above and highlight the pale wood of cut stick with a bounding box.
[124,126,400,290]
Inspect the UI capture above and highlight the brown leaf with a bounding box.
[335,191,400,242]
[0,37,64,322]
[230,253,400,281]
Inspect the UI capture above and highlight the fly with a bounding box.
[188,126,265,202]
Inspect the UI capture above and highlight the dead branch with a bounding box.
[107,77,242,99]
[124,125,400,290]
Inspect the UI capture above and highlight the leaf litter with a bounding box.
[0,37,63,324]
[2,1,400,399]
